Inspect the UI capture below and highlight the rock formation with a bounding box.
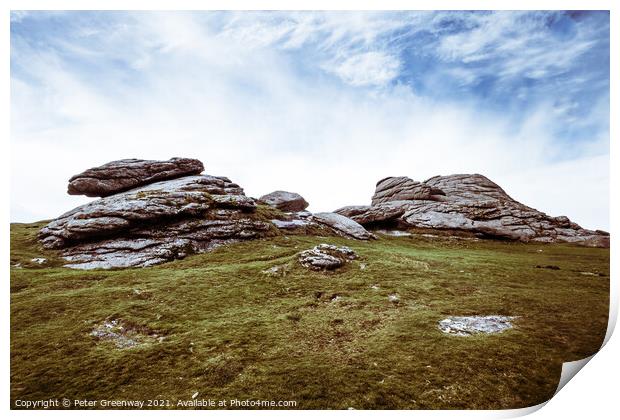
[40,162,606,270]
[41,159,275,269]
[336,174,609,247]
[40,158,375,269]
[67,157,204,197]
[259,190,309,212]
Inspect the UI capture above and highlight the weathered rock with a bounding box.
[68,157,204,197]
[438,315,516,336]
[311,212,375,240]
[335,201,409,226]
[335,174,609,247]
[40,171,275,269]
[372,176,445,205]
[271,219,312,229]
[61,214,273,269]
[298,244,358,271]
[40,175,252,249]
[259,190,309,212]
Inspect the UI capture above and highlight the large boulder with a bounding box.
[259,190,309,212]
[335,174,609,247]
[311,212,375,240]
[67,157,204,197]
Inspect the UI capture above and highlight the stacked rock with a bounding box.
[39,158,274,269]
[336,174,609,247]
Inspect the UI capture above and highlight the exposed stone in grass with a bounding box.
[388,294,400,304]
[298,244,358,271]
[261,263,291,277]
[90,319,161,349]
[438,315,516,336]
[535,265,560,270]
[579,271,605,277]
[30,257,47,264]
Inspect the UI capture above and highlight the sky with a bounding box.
[10,11,610,230]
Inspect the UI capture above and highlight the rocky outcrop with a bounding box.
[259,190,309,212]
[40,175,251,249]
[311,212,376,240]
[298,244,358,271]
[40,159,278,269]
[67,157,204,197]
[336,174,609,247]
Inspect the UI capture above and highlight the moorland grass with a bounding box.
[10,222,609,409]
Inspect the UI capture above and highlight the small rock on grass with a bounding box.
[298,244,358,271]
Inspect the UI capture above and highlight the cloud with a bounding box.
[10,11,609,230]
[322,51,401,86]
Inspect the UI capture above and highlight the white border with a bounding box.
[2,1,616,419]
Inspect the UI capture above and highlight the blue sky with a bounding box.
[10,11,610,229]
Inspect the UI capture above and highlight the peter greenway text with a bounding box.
[13,398,298,409]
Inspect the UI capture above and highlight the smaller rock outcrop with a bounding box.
[311,212,376,240]
[67,157,204,197]
[259,190,309,212]
[298,244,358,271]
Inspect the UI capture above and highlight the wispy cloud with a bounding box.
[10,11,609,230]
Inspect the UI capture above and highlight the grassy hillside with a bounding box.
[10,222,609,409]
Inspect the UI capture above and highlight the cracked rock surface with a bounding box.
[438,316,516,336]
[68,157,204,197]
[39,159,274,269]
[336,174,609,247]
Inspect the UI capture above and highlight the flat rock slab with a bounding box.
[438,315,516,336]
[312,212,375,240]
[68,157,204,197]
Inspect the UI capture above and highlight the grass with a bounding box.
[10,222,609,409]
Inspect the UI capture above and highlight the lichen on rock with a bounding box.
[298,244,358,271]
